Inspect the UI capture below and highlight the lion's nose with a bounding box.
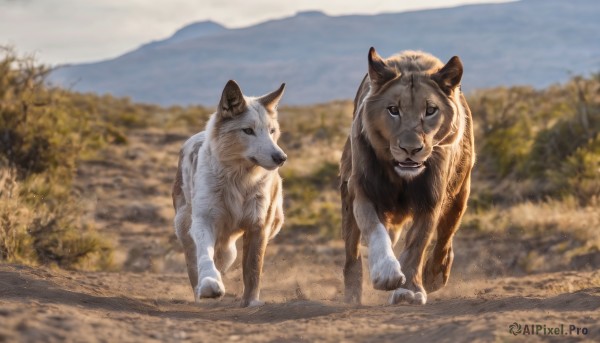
[399,144,423,155]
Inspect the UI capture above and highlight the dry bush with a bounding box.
[0,168,34,263]
[0,167,113,269]
[549,133,600,203]
[0,47,113,270]
[468,74,600,204]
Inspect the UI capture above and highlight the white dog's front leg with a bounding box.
[353,191,406,291]
[190,216,225,299]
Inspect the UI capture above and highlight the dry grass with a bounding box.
[0,168,35,264]
[0,166,113,270]
[465,197,599,243]
[461,197,600,274]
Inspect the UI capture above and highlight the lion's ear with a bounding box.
[433,56,463,94]
[368,47,396,87]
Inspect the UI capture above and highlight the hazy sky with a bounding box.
[0,0,512,65]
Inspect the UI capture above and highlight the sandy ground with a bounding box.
[1,129,599,342]
[1,261,599,342]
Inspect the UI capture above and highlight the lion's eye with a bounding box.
[387,106,400,116]
[425,106,438,117]
[242,128,255,135]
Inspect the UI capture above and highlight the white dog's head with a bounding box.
[211,80,287,171]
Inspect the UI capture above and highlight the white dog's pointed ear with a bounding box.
[432,56,463,95]
[219,80,247,117]
[258,83,286,111]
[368,47,396,86]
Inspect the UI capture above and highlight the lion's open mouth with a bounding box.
[393,159,423,169]
[393,159,425,177]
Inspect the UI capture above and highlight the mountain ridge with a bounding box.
[49,0,600,106]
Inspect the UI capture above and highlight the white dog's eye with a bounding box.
[242,128,255,135]
[387,106,400,116]
[425,106,438,117]
[270,128,276,134]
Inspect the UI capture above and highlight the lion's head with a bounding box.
[361,47,466,179]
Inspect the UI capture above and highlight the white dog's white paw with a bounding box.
[196,277,225,299]
[389,288,427,305]
[370,256,406,291]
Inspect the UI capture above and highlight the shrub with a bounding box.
[0,47,113,269]
[0,168,35,264]
[468,75,600,199]
[550,134,600,204]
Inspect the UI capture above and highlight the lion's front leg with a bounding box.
[342,181,363,304]
[390,212,437,305]
[353,187,406,292]
[424,181,470,293]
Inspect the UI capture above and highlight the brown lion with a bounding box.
[340,47,475,305]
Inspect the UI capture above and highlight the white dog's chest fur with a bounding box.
[209,171,271,233]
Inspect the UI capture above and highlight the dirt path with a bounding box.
[1,260,599,342]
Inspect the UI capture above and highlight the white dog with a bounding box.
[172,80,286,307]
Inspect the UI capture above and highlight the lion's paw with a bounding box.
[423,248,454,293]
[389,288,427,305]
[196,277,225,299]
[423,267,445,293]
[370,256,406,291]
[240,299,265,308]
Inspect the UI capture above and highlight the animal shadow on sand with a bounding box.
[0,269,342,323]
[1,269,598,324]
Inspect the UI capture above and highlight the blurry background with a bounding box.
[1,0,598,291]
[0,0,514,64]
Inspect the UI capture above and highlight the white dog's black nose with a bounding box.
[272,153,287,166]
